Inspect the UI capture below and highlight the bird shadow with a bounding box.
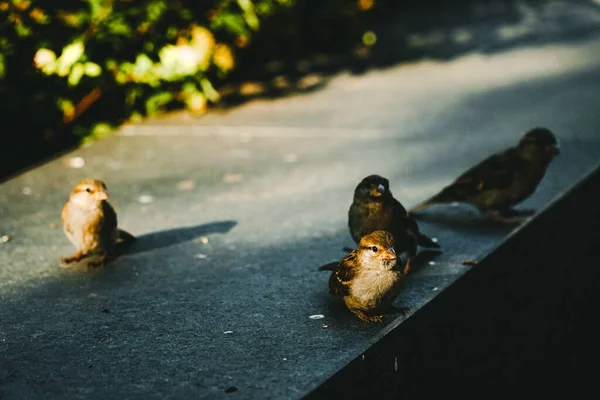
[410,206,526,235]
[121,220,238,256]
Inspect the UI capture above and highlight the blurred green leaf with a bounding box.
[67,63,85,86]
[237,0,260,30]
[83,61,101,77]
[198,77,220,103]
[57,40,85,76]
[145,91,173,115]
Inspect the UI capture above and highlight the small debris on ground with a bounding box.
[194,253,207,259]
[322,324,328,328]
[224,386,238,393]
[22,187,33,195]
[223,331,233,334]
[223,173,244,183]
[309,314,324,320]
[428,261,436,266]
[177,180,195,190]
[199,236,209,244]
[65,156,85,168]
[137,194,154,204]
[461,259,478,266]
[432,287,439,291]
[1,235,11,243]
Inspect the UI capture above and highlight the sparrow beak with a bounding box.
[551,145,560,156]
[370,184,385,197]
[382,247,397,260]
[95,191,109,201]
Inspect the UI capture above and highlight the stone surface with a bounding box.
[308,163,600,398]
[2,7,600,399]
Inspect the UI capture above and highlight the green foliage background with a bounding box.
[0,0,396,178]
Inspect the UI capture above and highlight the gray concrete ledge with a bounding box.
[307,162,600,398]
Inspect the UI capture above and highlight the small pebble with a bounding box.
[428,261,436,266]
[1,235,11,243]
[309,314,324,320]
[22,187,33,195]
[223,173,244,183]
[66,157,85,168]
[194,253,207,259]
[137,194,154,204]
[223,331,233,334]
[177,180,195,190]
[199,237,209,244]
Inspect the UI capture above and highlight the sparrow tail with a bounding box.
[117,229,136,244]
[318,261,338,271]
[409,186,460,214]
[113,229,136,256]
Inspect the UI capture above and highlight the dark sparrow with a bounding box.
[408,127,560,222]
[61,179,135,267]
[348,174,440,275]
[328,230,408,323]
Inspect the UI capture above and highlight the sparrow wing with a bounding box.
[453,148,520,192]
[426,148,521,204]
[61,201,74,235]
[328,251,357,297]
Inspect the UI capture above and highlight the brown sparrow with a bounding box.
[348,174,440,275]
[61,179,134,267]
[327,230,409,323]
[408,127,560,222]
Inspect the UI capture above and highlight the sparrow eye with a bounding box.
[85,188,91,193]
[371,246,378,253]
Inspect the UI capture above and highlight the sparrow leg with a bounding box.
[388,305,410,315]
[351,309,383,323]
[499,208,536,218]
[87,252,113,268]
[402,255,412,276]
[485,211,524,225]
[61,251,88,265]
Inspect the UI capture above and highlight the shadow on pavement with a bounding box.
[123,220,238,256]
[218,0,600,108]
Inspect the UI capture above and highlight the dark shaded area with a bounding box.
[4,0,600,181]
[122,220,237,256]
[218,0,600,106]
[307,163,600,398]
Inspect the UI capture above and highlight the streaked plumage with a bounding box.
[348,174,440,275]
[409,127,560,221]
[327,231,408,322]
[61,179,134,267]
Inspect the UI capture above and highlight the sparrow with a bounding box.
[408,127,560,222]
[61,179,135,267]
[348,174,440,275]
[327,230,409,323]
